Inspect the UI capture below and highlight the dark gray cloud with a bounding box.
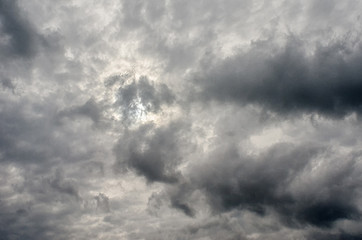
[57,98,102,124]
[0,166,83,240]
[114,120,190,183]
[158,142,362,236]
[47,169,81,201]
[0,210,67,240]
[1,77,15,93]
[95,193,110,213]
[0,0,38,58]
[197,34,362,118]
[0,98,97,166]
[193,143,322,214]
[307,231,362,240]
[0,100,55,164]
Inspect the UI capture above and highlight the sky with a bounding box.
[1,0,362,239]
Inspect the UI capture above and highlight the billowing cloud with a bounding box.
[196,34,362,118]
[114,120,190,183]
[191,143,361,227]
[1,0,362,239]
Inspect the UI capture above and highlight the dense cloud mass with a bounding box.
[197,35,362,117]
[190,143,361,226]
[1,0,362,239]
[114,120,189,183]
[0,0,38,58]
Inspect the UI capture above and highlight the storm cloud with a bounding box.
[0,0,39,58]
[191,143,361,227]
[114,120,190,183]
[197,35,362,118]
[1,0,362,239]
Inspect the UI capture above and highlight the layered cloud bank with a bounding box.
[1,0,362,239]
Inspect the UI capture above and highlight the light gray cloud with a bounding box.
[1,0,362,239]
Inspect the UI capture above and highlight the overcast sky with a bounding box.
[1,0,362,239]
